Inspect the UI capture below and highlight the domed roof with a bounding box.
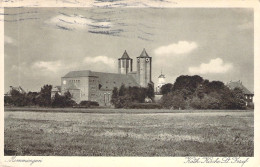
[158,74,165,78]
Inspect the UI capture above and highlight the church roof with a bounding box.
[63,70,95,78]
[119,50,131,59]
[62,70,139,91]
[226,81,253,95]
[92,71,139,90]
[138,48,150,58]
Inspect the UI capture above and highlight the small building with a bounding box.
[226,81,254,106]
[5,86,26,96]
[51,86,61,98]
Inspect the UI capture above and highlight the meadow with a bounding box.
[4,109,254,156]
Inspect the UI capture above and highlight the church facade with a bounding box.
[61,49,153,106]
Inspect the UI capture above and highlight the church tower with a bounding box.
[118,50,133,74]
[137,48,152,87]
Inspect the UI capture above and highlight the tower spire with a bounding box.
[118,50,133,74]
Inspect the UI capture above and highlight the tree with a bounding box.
[51,91,76,108]
[173,75,204,94]
[37,85,52,107]
[64,91,76,107]
[160,92,186,109]
[146,83,155,100]
[160,83,173,95]
[201,95,220,109]
[111,85,148,108]
[119,84,127,96]
[196,84,204,99]
[26,91,39,106]
[9,89,28,106]
[127,86,146,103]
[232,88,246,109]
[111,87,119,105]
[4,96,13,106]
[190,95,220,109]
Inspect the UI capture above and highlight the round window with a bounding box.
[146,58,150,62]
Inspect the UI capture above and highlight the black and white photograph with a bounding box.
[1,1,260,167]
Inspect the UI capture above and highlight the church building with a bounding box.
[60,49,153,106]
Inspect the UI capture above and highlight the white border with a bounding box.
[1,1,259,167]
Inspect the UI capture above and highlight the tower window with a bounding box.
[146,58,150,62]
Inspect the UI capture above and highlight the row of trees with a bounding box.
[5,75,251,110]
[4,85,75,107]
[111,83,155,108]
[160,75,248,109]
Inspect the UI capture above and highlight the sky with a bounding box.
[4,7,254,93]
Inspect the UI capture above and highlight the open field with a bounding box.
[4,109,254,156]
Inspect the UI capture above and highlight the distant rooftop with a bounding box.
[52,86,61,92]
[226,81,253,95]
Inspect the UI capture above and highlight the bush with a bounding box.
[4,96,13,106]
[190,95,220,109]
[190,96,202,109]
[79,101,99,108]
[127,103,162,109]
[51,92,76,108]
[160,92,186,109]
[112,96,132,108]
[9,89,28,106]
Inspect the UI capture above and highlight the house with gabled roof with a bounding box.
[226,80,254,106]
[60,49,153,106]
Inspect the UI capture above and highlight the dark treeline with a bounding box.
[160,75,249,110]
[4,85,76,108]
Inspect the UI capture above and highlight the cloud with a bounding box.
[189,58,233,74]
[84,55,115,67]
[46,13,112,31]
[32,61,62,72]
[5,35,16,45]
[154,41,198,55]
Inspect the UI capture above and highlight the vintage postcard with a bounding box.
[0,0,260,167]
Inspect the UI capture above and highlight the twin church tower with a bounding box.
[61,48,153,105]
[118,49,152,87]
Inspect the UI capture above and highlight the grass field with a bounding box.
[4,109,254,156]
